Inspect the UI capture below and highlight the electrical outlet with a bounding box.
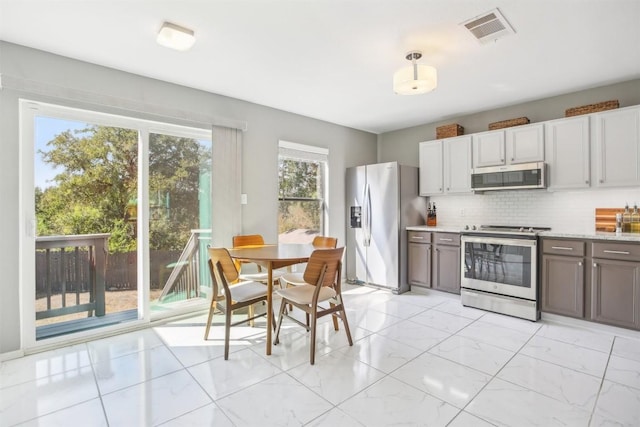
[460,208,465,217]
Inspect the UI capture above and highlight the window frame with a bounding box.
[20,99,212,350]
[277,140,329,242]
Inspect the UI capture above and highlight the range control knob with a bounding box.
[472,225,477,230]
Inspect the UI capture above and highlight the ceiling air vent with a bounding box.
[461,8,515,44]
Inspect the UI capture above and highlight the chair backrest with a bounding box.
[303,247,344,287]
[232,234,265,248]
[312,236,338,249]
[207,247,240,291]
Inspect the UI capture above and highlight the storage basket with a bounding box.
[565,100,619,117]
[436,123,464,139]
[488,117,530,130]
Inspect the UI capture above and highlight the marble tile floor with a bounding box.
[2,285,640,426]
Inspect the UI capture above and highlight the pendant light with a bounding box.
[393,51,437,95]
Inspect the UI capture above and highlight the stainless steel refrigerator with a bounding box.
[346,162,426,294]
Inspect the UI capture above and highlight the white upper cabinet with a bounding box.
[419,136,472,196]
[545,116,590,190]
[472,130,505,167]
[594,106,640,188]
[444,135,472,193]
[472,124,544,167]
[419,140,443,196]
[506,123,545,164]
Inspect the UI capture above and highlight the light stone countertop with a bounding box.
[406,226,640,242]
[406,225,463,233]
[539,230,640,242]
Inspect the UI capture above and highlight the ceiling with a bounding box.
[1,1,639,134]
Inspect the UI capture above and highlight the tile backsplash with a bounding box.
[430,188,640,233]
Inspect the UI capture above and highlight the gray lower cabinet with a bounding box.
[541,255,585,318]
[541,239,586,318]
[432,233,461,294]
[591,241,640,329]
[408,231,431,287]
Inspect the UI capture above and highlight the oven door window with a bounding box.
[464,241,532,288]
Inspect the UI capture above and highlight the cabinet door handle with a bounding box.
[578,262,583,266]
[551,246,574,251]
[439,238,453,242]
[447,187,450,191]
[511,158,514,161]
[599,179,604,184]
[603,250,631,255]
[585,180,589,184]
[593,263,598,268]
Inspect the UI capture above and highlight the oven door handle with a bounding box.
[461,235,537,247]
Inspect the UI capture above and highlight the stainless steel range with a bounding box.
[460,225,550,321]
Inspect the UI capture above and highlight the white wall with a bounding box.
[430,188,640,233]
[0,41,377,355]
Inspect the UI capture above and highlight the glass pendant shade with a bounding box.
[393,64,437,95]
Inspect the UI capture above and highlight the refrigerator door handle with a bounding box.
[363,183,371,246]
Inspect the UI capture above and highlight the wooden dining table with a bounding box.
[227,243,314,355]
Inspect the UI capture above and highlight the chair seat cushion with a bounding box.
[228,281,269,302]
[240,270,285,283]
[280,272,306,286]
[276,284,336,305]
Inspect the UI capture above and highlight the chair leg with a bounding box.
[310,308,318,365]
[340,305,353,346]
[330,302,339,331]
[224,308,232,360]
[204,299,217,340]
[248,303,255,327]
[274,299,287,345]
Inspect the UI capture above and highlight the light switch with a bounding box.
[240,194,248,205]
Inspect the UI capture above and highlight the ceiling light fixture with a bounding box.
[157,22,195,51]
[393,51,437,95]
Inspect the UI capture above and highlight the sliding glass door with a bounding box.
[147,131,212,315]
[21,100,212,348]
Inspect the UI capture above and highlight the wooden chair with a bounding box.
[279,236,338,287]
[273,247,352,364]
[204,247,275,360]
[232,234,284,287]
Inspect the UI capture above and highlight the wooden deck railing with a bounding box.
[35,234,109,320]
[159,229,211,301]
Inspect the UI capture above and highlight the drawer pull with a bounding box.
[603,250,631,255]
[412,236,424,240]
[439,238,453,242]
[551,246,574,251]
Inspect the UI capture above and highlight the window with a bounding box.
[278,141,328,244]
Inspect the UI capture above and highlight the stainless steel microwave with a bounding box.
[471,162,546,191]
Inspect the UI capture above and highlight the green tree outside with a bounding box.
[278,158,324,236]
[36,125,211,253]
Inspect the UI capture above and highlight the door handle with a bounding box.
[603,250,631,255]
